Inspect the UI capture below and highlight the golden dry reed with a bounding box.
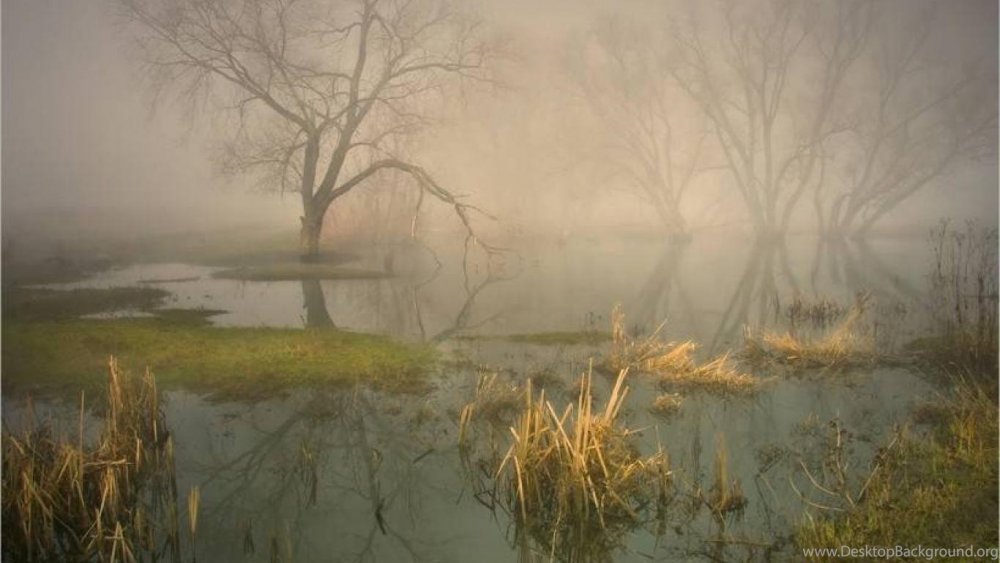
[494,367,672,561]
[1,357,180,563]
[608,304,759,395]
[744,293,876,368]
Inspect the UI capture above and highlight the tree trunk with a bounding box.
[299,214,323,263]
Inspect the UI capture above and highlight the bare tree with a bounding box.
[119,0,496,261]
[668,0,871,240]
[817,2,997,238]
[568,17,710,240]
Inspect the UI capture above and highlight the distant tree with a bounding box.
[119,0,496,261]
[568,18,711,241]
[667,0,871,240]
[815,3,997,238]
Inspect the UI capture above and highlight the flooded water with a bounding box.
[14,234,944,561]
[38,234,933,345]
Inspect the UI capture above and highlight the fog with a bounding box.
[3,2,998,560]
[2,0,997,255]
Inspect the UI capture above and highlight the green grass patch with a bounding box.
[455,331,611,346]
[796,379,999,559]
[149,308,226,326]
[2,287,170,322]
[212,263,390,281]
[2,318,437,401]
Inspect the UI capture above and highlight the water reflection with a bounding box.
[172,388,488,562]
[302,279,335,328]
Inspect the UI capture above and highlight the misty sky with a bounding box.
[2,0,997,250]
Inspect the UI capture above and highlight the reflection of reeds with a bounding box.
[785,295,846,329]
[493,368,672,561]
[609,305,759,395]
[1,357,179,562]
[708,435,746,517]
[187,486,200,562]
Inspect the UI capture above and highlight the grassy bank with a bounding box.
[3,318,437,400]
[797,378,999,559]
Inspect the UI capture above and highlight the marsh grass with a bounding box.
[1,358,180,562]
[744,293,876,369]
[796,375,999,557]
[486,368,672,561]
[608,305,760,395]
[911,220,999,374]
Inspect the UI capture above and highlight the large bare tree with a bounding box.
[667,0,871,240]
[120,0,495,260]
[816,2,997,238]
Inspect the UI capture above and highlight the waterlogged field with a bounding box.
[2,230,997,561]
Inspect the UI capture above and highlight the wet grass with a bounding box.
[3,286,170,322]
[2,358,180,562]
[796,376,999,558]
[212,263,390,281]
[2,318,437,400]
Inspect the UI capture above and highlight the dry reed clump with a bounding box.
[649,393,683,418]
[744,293,876,369]
[608,304,760,395]
[459,372,523,432]
[1,357,180,563]
[494,369,672,561]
